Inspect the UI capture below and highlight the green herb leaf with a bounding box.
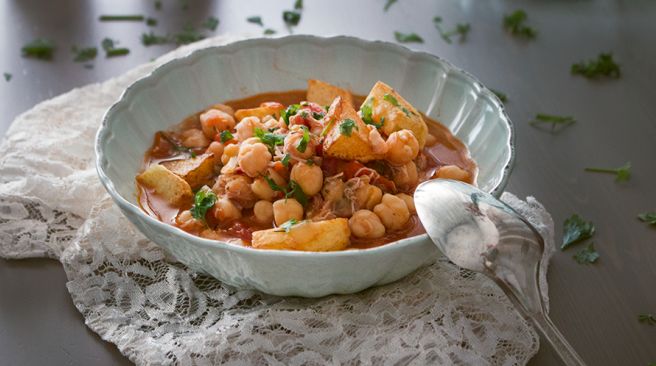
[160,132,195,156]
[562,214,595,250]
[275,218,298,232]
[281,153,291,167]
[219,130,233,143]
[72,46,97,62]
[638,212,656,226]
[141,32,170,46]
[294,0,303,10]
[503,10,537,39]
[247,16,263,26]
[384,0,398,11]
[190,189,217,222]
[573,242,600,264]
[265,176,285,193]
[529,113,576,132]
[264,28,276,35]
[297,126,310,153]
[312,111,324,120]
[99,15,144,21]
[281,104,300,125]
[584,162,631,182]
[175,25,206,44]
[571,53,621,79]
[433,17,470,44]
[101,38,129,57]
[202,16,219,31]
[3,72,12,82]
[283,11,301,26]
[490,89,508,103]
[383,93,413,117]
[339,119,358,136]
[22,39,56,60]
[306,158,315,166]
[146,17,158,26]
[254,128,285,153]
[638,313,656,326]
[360,99,382,128]
[154,0,162,10]
[287,179,308,206]
[394,31,424,43]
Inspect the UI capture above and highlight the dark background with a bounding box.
[1,0,655,365]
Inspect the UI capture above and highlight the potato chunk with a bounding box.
[160,153,215,190]
[234,102,284,122]
[251,218,351,251]
[137,164,193,206]
[361,81,428,148]
[322,97,381,162]
[307,79,353,107]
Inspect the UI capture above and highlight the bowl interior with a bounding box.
[98,36,513,213]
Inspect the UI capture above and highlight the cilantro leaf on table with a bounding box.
[174,25,206,45]
[294,0,303,10]
[141,32,170,46]
[202,16,219,31]
[573,242,600,264]
[22,39,56,60]
[72,46,97,62]
[264,29,276,35]
[190,189,217,223]
[384,0,398,12]
[101,38,130,57]
[146,18,158,26]
[637,212,656,226]
[490,89,508,103]
[3,72,11,82]
[433,17,470,44]
[394,31,424,44]
[571,53,621,79]
[638,313,656,326]
[247,16,263,26]
[562,214,595,249]
[584,162,631,182]
[99,15,144,21]
[283,11,301,27]
[529,113,576,132]
[503,10,537,39]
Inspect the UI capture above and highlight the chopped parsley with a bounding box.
[384,0,398,11]
[281,153,291,167]
[584,162,631,182]
[383,93,413,116]
[219,130,233,143]
[264,177,308,206]
[339,119,358,136]
[312,111,324,120]
[281,104,300,125]
[254,128,285,153]
[275,218,298,233]
[22,39,56,60]
[297,126,310,153]
[3,73,11,82]
[190,189,217,223]
[247,16,263,26]
[146,17,158,26]
[491,89,507,103]
[433,17,470,44]
[283,11,301,27]
[72,46,97,62]
[503,10,537,39]
[264,29,276,35]
[573,242,600,264]
[638,313,656,326]
[294,0,303,10]
[141,32,170,46]
[360,99,382,128]
[101,38,129,57]
[174,25,206,44]
[99,15,145,21]
[571,53,621,79]
[638,212,656,226]
[529,113,576,132]
[202,16,219,31]
[394,31,424,43]
[154,0,162,10]
[562,214,595,250]
[306,158,315,166]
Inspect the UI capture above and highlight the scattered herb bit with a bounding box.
[72,46,97,62]
[281,153,291,167]
[339,119,358,136]
[202,16,219,31]
[99,15,145,22]
[360,99,381,128]
[433,17,470,44]
[3,73,12,82]
[306,158,315,166]
[21,39,56,60]
[154,0,162,10]
[384,0,398,12]
[141,32,170,46]
[294,0,303,10]
[383,93,413,117]
[160,132,195,156]
[281,104,300,125]
[394,31,424,43]
[584,162,631,182]
[312,112,324,120]
[275,218,298,233]
[190,189,217,222]
[490,89,508,103]
[297,126,310,152]
[265,176,285,193]
[638,313,656,326]
[283,11,301,27]
[571,53,621,79]
[174,25,205,44]
[219,130,233,143]
[529,113,576,132]
[562,214,595,250]
[247,16,263,26]
[573,242,600,264]
[101,38,130,57]
[146,17,158,26]
[503,10,537,39]
[287,179,308,206]
[638,212,656,226]
[255,128,285,153]
[264,28,276,35]
[83,64,94,70]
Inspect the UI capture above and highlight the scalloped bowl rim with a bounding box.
[95,35,515,259]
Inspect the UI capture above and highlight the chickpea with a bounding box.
[253,200,274,225]
[273,198,304,226]
[425,133,437,146]
[436,165,470,182]
[367,126,388,155]
[223,174,257,208]
[284,127,315,160]
[392,161,418,191]
[221,144,240,165]
[354,183,383,210]
[266,167,288,187]
[180,128,210,148]
[349,210,386,238]
[251,177,276,201]
[213,196,242,222]
[373,194,410,231]
[176,210,204,232]
[238,142,272,177]
[200,109,236,139]
[235,116,264,142]
[395,193,416,214]
[210,103,235,117]
[322,177,345,202]
[385,129,419,166]
[290,161,323,196]
[207,141,224,165]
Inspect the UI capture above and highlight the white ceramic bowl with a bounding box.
[96,35,514,297]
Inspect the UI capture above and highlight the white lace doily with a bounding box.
[0,35,555,366]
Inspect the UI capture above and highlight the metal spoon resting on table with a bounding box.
[414,179,586,366]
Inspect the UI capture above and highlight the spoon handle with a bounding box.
[525,310,586,366]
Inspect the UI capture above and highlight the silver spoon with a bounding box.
[414,179,586,366]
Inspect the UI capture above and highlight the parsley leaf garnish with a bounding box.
[202,16,219,31]
[384,0,398,11]
[72,46,97,62]
[22,39,56,60]
[190,189,217,223]
[639,313,656,326]
[101,38,129,57]
[275,218,298,233]
[433,17,470,44]
[219,130,233,143]
[141,32,170,46]
[394,31,424,43]
[264,28,276,35]
[255,127,285,153]
[174,25,206,44]
[281,153,291,167]
[503,10,537,39]
[529,113,576,132]
[281,104,300,125]
[294,0,303,10]
[383,93,412,116]
[573,242,600,264]
[562,214,595,250]
[339,119,358,136]
[146,17,158,26]
[638,212,656,226]
[571,53,621,79]
[99,15,144,21]
[585,162,631,182]
[297,126,310,153]
[287,180,308,206]
[247,16,263,26]
[3,73,11,82]
[360,99,382,128]
[154,0,162,10]
[283,11,301,27]
[490,89,508,103]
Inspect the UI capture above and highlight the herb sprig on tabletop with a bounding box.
[490,89,508,103]
[22,39,56,60]
[571,53,621,79]
[433,17,470,44]
[573,243,600,264]
[101,38,130,57]
[584,162,631,182]
[247,16,263,26]
[394,31,424,44]
[638,313,656,326]
[637,212,656,226]
[503,10,537,39]
[3,73,11,82]
[384,0,398,12]
[72,46,98,62]
[562,214,595,250]
[529,113,576,132]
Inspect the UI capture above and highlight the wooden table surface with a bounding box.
[1,0,655,365]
